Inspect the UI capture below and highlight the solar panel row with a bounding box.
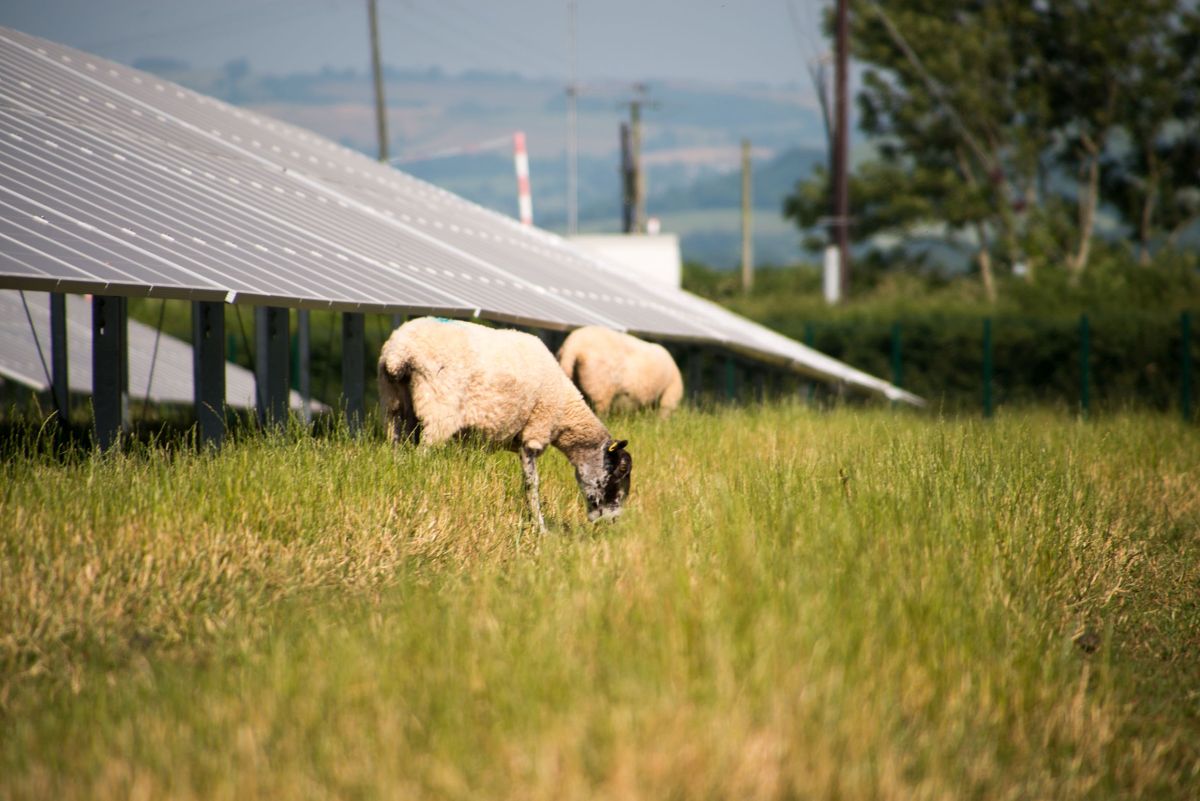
[0,26,923,417]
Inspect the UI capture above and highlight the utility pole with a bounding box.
[740,138,754,293]
[619,122,635,233]
[566,0,579,234]
[618,83,655,233]
[367,0,388,163]
[833,0,851,299]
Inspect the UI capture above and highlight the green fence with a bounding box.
[797,310,1197,420]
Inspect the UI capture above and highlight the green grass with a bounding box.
[2,405,1198,799]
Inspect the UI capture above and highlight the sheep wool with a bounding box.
[378,317,632,529]
[557,326,684,418]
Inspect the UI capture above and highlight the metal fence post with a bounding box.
[1079,313,1090,418]
[891,321,903,391]
[724,354,736,402]
[805,323,816,404]
[983,317,993,419]
[688,347,705,403]
[1183,311,1193,423]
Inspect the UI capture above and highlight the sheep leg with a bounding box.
[519,446,547,532]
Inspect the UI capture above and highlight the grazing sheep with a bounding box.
[377,317,632,530]
[557,326,684,418]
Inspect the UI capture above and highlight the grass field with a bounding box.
[2,405,1198,799]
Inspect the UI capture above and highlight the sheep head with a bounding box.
[577,438,632,522]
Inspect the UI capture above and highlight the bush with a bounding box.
[683,255,1200,415]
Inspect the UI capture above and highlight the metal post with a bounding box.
[342,312,365,433]
[982,317,993,419]
[49,293,69,421]
[891,321,903,390]
[805,323,816,404]
[724,354,736,402]
[1079,313,1090,418]
[192,300,226,447]
[255,306,290,428]
[92,295,128,449]
[1182,311,1193,422]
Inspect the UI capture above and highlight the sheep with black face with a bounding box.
[378,317,632,530]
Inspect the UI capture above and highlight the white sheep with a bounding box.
[556,326,685,418]
[377,317,632,530]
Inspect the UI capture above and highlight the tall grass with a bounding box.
[1,405,1197,799]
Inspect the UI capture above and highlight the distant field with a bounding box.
[2,406,1198,799]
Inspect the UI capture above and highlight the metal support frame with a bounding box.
[49,293,69,421]
[192,300,226,446]
[297,309,312,423]
[92,295,128,448]
[255,306,290,427]
[342,312,365,432]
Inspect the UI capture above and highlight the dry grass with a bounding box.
[1,405,1198,799]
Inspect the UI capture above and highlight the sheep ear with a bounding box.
[607,439,628,453]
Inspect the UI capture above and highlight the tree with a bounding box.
[785,0,1200,294]
[1101,6,1200,262]
[787,1,1052,300]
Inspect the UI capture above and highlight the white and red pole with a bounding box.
[513,131,533,226]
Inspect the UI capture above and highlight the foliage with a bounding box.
[2,407,1199,798]
[785,1,1200,291]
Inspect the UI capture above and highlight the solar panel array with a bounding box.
[0,290,316,410]
[0,26,921,406]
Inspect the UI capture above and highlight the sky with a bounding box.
[0,0,829,88]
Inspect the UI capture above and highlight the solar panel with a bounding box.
[0,25,921,407]
[0,290,318,411]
